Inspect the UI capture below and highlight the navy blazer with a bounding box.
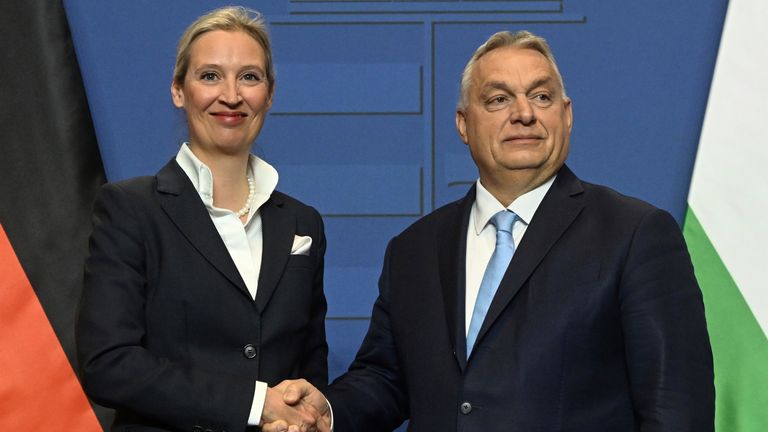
[77,160,328,432]
[326,165,714,432]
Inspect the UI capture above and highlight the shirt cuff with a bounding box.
[327,397,335,431]
[248,380,268,425]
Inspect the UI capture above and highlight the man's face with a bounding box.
[456,47,572,191]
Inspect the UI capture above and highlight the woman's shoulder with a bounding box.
[269,190,324,224]
[93,175,163,216]
[100,175,156,197]
[270,190,316,211]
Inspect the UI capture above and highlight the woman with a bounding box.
[77,7,327,431]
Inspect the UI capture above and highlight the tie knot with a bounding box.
[491,210,517,234]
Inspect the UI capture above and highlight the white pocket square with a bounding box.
[291,235,312,255]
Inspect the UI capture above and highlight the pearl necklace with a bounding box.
[235,176,255,217]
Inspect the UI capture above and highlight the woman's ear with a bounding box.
[171,82,184,108]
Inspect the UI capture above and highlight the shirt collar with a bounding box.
[175,143,279,216]
[472,175,556,235]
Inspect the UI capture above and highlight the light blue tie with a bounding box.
[467,210,517,357]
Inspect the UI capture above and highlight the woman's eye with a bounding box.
[241,72,264,82]
[200,72,218,81]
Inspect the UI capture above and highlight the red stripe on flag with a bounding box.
[0,224,102,430]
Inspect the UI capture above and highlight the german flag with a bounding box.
[0,1,105,429]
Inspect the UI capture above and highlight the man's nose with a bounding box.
[508,97,535,125]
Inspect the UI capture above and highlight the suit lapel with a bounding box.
[155,160,250,297]
[438,186,475,371]
[475,166,585,347]
[254,194,294,313]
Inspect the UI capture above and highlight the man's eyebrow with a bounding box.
[481,81,512,94]
[480,76,556,94]
[527,77,555,91]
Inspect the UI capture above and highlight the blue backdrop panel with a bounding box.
[64,1,729,422]
[273,63,422,114]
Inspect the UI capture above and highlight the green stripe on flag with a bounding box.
[684,207,768,431]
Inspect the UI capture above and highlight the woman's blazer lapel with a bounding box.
[255,194,296,314]
[155,160,250,298]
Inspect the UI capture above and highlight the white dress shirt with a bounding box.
[175,143,277,426]
[465,176,556,336]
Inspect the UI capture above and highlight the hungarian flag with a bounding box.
[684,1,768,431]
[0,1,105,429]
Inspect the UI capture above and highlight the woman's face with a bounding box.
[172,30,272,158]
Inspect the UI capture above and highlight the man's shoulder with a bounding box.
[549,167,676,232]
[564,176,685,243]
[557,166,657,214]
[395,194,469,241]
[579,179,660,218]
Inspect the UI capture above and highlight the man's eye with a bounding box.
[532,93,553,105]
[487,95,509,105]
[485,95,510,111]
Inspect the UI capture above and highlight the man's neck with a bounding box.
[479,167,558,207]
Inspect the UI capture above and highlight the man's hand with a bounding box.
[260,380,323,432]
[261,379,331,432]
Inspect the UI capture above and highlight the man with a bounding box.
[270,30,714,432]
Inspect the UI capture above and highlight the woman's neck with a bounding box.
[189,145,251,212]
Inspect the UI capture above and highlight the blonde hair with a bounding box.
[457,30,566,111]
[172,6,275,94]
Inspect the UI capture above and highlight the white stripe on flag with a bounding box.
[688,0,768,337]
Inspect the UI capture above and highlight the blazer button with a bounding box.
[243,344,258,359]
[460,401,472,414]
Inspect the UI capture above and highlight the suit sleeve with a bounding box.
[76,183,253,432]
[299,207,329,388]
[619,209,715,431]
[325,239,409,432]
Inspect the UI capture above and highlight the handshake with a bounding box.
[260,379,332,432]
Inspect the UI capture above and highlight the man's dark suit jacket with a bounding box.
[326,165,714,432]
[76,160,328,432]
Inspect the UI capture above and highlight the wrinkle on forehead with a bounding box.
[471,48,562,97]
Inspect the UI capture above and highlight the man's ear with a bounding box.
[563,97,573,134]
[171,82,184,108]
[456,110,469,145]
